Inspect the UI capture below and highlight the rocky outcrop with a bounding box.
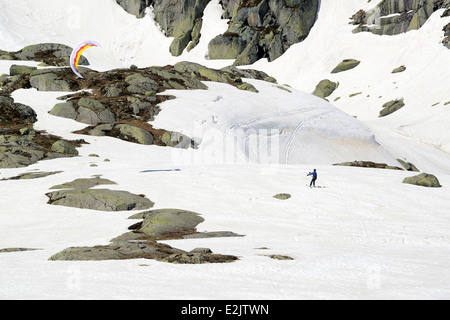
[379,98,405,117]
[3,55,275,149]
[350,0,450,49]
[331,59,361,74]
[443,22,450,48]
[116,0,211,56]
[1,171,62,181]
[29,71,71,92]
[154,0,211,56]
[334,161,403,170]
[128,209,205,237]
[115,0,153,18]
[392,65,407,73]
[209,0,319,66]
[0,94,81,168]
[45,177,154,211]
[312,79,337,99]
[403,173,442,187]
[0,95,37,126]
[0,43,89,66]
[49,208,241,264]
[397,159,420,172]
[115,0,320,61]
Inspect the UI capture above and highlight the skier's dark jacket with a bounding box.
[308,171,317,179]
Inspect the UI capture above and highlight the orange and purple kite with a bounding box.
[70,40,101,78]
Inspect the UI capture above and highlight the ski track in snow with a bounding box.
[284,111,333,164]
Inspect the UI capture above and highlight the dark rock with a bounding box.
[209,0,320,65]
[10,65,37,76]
[403,173,442,188]
[273,193,291,200]
[313,79,337,98]
[0,43,89,66]
[392,65,407,73]
[331,59,361,73]
[128,208,205,237]
[379,99,405,117]
[46,189,154,211]
[350,0,450,50]
[30,73,71,92]
[334,161,403,170]
[1,171,62,181]
[51,140,79,155]
[46,177,153,211]
[397,159,419,172]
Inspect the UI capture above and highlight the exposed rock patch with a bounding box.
[312,79,337,99]
[380,98,405,117]
[350,0,450,49]
[0,43,89,66]
[49,208,241,264]
[1,171,62,181]
[273,193,291,200]
[209,0,320,65]
[403,173,442,188]
[45,177,154,211]
[331,59,361,74]
[334,161,403,170]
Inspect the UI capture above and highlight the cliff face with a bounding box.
[115,0,319,65]
[115,0,449,62]
[207,0,319,66]
[350,0,450,48]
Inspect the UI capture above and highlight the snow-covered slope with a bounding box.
[0,0,449,300]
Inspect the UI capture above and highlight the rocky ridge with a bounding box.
[115,0,320,64]
[350,0,450,49]
[1,44,277,169]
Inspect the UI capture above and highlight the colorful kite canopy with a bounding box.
[70,40,101,78]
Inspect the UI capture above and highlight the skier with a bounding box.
[307,169,317,188]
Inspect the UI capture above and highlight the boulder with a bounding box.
[30,73,71,92]
[9,65,37,76]
[208,34,248,60]
[129,209,205,237]
[403,173,442,188]
[125,73,158,94]
[49,241,183,261]
[392,65,407,73]
[161,131,192,148]
[313,79,337,98]
[46,189,154,211]
[397,159,419,172]
[379,99,405,117]
[115,124,154,145]
[237,82,259,93]
[331,59,361,73]
[51,140,79,156]
[46,176,153,211]
[273,193,291,200]
[49,101,78,120]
